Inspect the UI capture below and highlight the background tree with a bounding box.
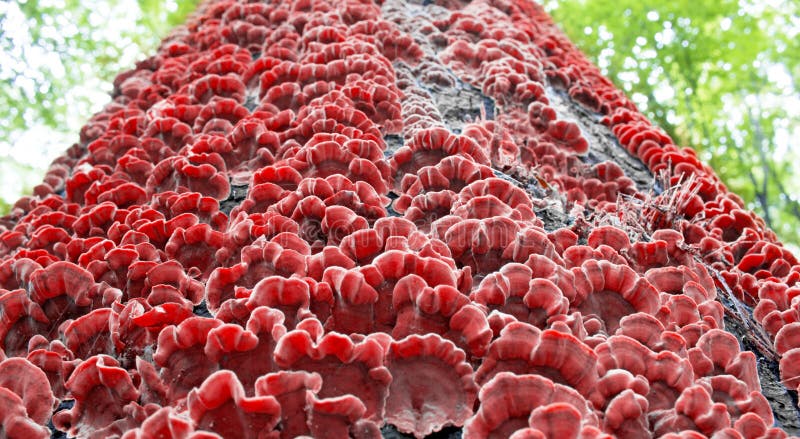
[544,0,800,250]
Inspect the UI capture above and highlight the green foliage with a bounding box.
[0,0,199,214]
[546,0,800,249]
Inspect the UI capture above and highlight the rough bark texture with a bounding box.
[0,0,799,437]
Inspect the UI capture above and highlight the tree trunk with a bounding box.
[0,0,799,437]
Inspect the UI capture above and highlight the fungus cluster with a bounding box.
[1,0,799,437]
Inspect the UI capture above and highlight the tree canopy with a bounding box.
[545,0,800,250]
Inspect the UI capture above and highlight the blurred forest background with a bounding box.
[1,0,798,250]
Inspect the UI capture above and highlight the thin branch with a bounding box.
[747,97,774,229]
[745,167,773,229]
